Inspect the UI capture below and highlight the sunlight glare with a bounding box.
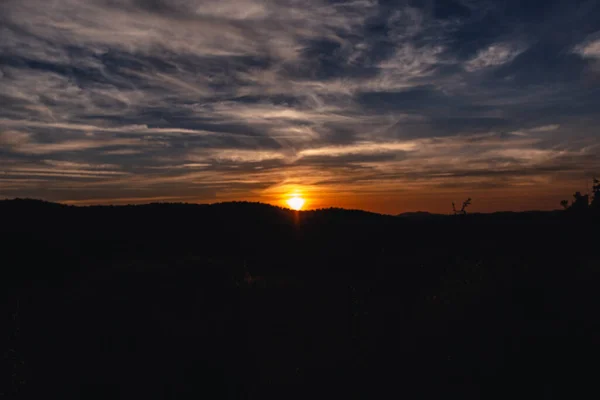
[286,196,305,211]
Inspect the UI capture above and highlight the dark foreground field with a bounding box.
[2,199,599,399]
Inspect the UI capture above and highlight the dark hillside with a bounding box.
[1,199,599,398]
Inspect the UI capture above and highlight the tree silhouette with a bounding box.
[560,178,599,213]
[571,191,589,212]
[452,198,472,215]
[591,178,600,210]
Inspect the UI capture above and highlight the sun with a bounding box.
[286,196,305,211]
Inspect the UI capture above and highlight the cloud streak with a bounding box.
[465,43,525,72]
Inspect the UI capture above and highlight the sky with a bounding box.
[1,0,599,214]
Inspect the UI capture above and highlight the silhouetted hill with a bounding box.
[397,211,447,220]
[1,198,599,398]
[0,198,573,228]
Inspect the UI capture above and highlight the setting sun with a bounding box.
[286,196,305,211]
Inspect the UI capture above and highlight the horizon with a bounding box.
[1,1,599,214]
[1,195,567,216]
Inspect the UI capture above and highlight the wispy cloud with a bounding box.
[509,124,561,136]
[574,33,600,59]
[465,43,525,72]
[0,130,142,155]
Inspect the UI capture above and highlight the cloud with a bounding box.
[42,160,120,170]
[298,142,417,158]
[465,43,524,71]
[509,124,561,136]
[0,127,142,155]
[528,125,560,133]
[1,0,599,212]
[15,139,140,155]
[193,149,287,163]
[574,34,600,59]
[0,130,31,146]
